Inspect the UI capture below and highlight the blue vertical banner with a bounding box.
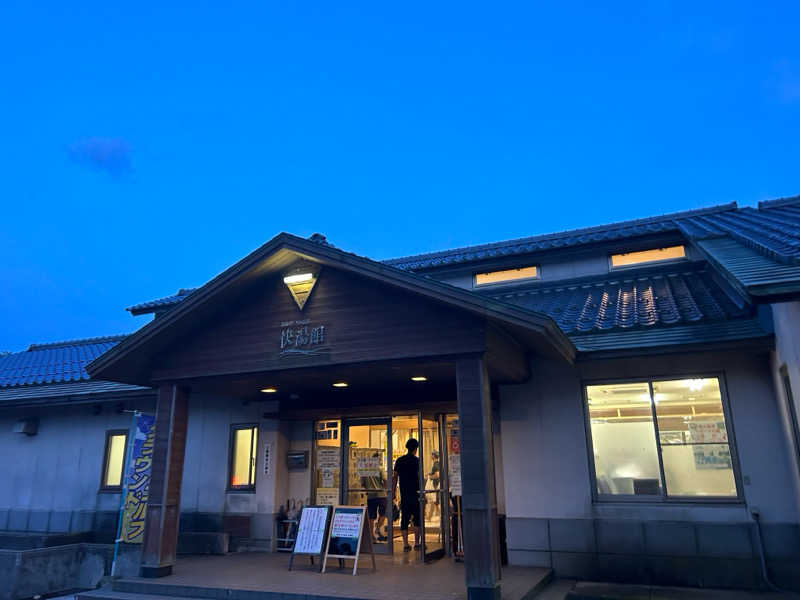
[120,413,155,543]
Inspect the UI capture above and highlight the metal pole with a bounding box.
[111,410,141,577]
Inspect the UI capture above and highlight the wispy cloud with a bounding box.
[67,137,132,176]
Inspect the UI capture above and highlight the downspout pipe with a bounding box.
[750,507,785,593]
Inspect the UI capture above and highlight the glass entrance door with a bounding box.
[342,419,392,555]
[418,414,446,561]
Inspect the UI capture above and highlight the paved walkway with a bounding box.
[564,581,800,600]
[106,552,551,600]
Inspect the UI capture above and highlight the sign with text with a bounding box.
[293,506,331,556]
[279,319,327,356]
[322,505,375,575]
[120,413,155,543]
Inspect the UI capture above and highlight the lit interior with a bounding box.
[610,245,686,268]
[475,265,538,286]
[104,433,126,487]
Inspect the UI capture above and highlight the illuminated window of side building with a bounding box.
[474,265,539,286]
[610,245,686,268]
[101,430,128,490]
[586,377,738,499]
[229,424,258,490]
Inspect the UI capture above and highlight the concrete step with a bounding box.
[78,589,207,600]
[565,582,799,600]
[528,579,577,600]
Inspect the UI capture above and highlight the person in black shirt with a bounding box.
[392,438,421,552]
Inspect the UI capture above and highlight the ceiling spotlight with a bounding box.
[332,382,349,388]
[260,387,277,393]
[411,376,427,382]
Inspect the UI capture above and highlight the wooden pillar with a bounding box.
[457,356,502,600]
[140,384,189,577]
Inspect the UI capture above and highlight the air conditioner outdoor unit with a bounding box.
[13,418,39,436]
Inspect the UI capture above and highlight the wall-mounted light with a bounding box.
[282,264,321,310]
[411,376,427,382]
[261,387,278,393]
[283,272,313,284]
[332,382,348,388]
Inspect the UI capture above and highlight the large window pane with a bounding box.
[652,378,737,497]
[587,383,662,496]
[230,426,257,489]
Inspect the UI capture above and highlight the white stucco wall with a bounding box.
[770,300,800,513]
[499,349,800,524]
[0,396,155,528]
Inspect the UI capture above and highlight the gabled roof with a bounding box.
[87,233,576,385]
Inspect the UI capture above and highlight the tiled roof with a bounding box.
[0,335,127,388]
[0,379,150,405]
[486,266,750,335]
[386,196,800,270]
[384,203,734,270]
[127,288,197,315]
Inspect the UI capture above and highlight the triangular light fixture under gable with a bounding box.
[283,263,321,311]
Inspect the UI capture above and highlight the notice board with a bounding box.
[289,505,331,571]
[321,505,375,575]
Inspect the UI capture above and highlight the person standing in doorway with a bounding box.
[392,438,421,552]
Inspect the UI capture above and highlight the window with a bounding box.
[586,377,738,499]
[101,430,128,490]
[610,245,686,268]
[475,265,538,286]
[229,425,258,490]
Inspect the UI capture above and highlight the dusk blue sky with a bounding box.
[1,2,798,352]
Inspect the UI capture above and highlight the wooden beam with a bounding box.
[140,384,189,577]
[456,357,502,600]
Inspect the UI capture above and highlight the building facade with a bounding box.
[2,197,800,599]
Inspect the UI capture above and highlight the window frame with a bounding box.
[228,423,258,492]
[99,429,129,493]
[581,372,744,504]
[473,264,540,288]
[608,245,687,271]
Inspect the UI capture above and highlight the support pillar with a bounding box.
[457,356,502,600]
[140,383,189,577]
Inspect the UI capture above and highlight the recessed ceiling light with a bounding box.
[411,376,427,382]
[261,387,278,393]
[332,382,349,388]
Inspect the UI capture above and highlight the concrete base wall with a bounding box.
[0,543,114,600]
[506,517,800,590]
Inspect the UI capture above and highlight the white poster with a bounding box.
[293,506,329,555]
[355,452,381,477]
[321,468,335,488]
[317,447,340,469]
[330,511,362,538]
[448,453,462,496]
[316,488,339,506]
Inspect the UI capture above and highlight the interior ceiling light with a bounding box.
[260,387,277,393]
[332,382,349,388]
[411,376,427,382]
[282,264,320,310]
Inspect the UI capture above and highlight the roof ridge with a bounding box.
[384,202,737,266]
[27,334,128,352]
[757,195,800,210]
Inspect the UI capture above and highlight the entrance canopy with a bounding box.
[87,233,574,389]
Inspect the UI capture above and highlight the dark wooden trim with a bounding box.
[456,356,501,599]
[140,384,189,576]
